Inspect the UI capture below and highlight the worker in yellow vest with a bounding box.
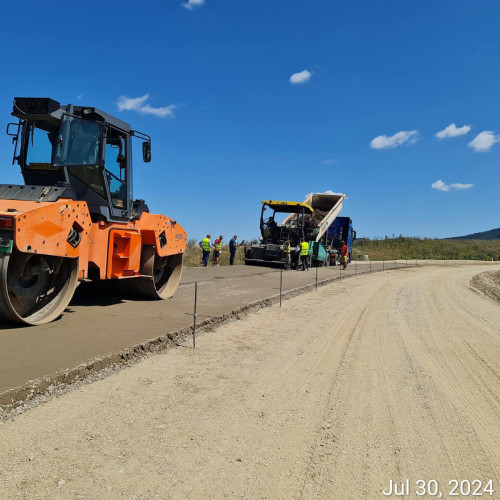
[199,234,214,267]
[213,235,224,266]
[300,240,310,271]
[283,239,292,268]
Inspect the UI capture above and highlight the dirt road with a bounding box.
[0,265,499,499]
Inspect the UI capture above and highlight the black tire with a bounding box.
[126,246,183,299]
[0,250,79,325]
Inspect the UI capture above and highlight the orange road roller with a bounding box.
[0,98,186,325]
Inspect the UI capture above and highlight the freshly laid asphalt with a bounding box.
[0,259,489,405]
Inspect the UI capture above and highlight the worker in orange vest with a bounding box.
[341,241,349,269]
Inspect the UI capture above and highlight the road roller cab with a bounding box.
[0,98,186,326]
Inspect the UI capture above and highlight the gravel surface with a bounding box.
[0,266,499,499]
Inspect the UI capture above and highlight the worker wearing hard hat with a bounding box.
[200,234,214,267]
[300,239,310,271]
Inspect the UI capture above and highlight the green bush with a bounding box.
[353,236,500,261]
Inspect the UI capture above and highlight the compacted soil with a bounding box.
[0,265,499,499]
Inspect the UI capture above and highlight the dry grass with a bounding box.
[183,239,246,267]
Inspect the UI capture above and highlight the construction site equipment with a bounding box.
[0,98,186,325]
[244,193,347,268]
[322,216,356,266]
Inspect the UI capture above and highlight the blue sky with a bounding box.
[1,0,499,240]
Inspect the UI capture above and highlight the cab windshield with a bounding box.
[54,115,106,199]
[54,115,101,166]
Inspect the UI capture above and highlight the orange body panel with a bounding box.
[106,229,142,279]
[0,198,91,259]
[0,198,187,281]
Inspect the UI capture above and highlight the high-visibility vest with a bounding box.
[215,239,222,251]
[283,241,291,254]
[202,238,211,251]
[300,241,309,256]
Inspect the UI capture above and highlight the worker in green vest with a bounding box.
[300,240,310,271]
[199,234,214,267]
[283,239,292,268]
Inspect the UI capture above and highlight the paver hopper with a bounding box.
[244,193,346,268]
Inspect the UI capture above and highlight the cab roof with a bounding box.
[262,200,314,214]
[12,97,132,134]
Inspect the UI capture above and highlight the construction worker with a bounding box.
[300,239,310,271]
[213,235,223,266]
[283,238,292,268]
[200,234,214,267]
[229,235,240,265]
[341,240,349,269]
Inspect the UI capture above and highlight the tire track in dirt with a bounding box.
[299,276,414,498]
[390,267,500,485]
[302,266,500,499]
[0,265,498,499]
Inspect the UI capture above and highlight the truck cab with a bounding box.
[323,217,356,265]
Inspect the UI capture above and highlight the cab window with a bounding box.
[25,122,58,169]
[105,133,127,209]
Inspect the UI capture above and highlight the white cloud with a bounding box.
[305,190,345,199]
[289,70,312,85]
[322,189,345,196]
[117,95,149,111]
[431,179,474,192]
[182,0,204,10]
[322,159,337,165]
[117,94,176,118]
[468,131,500,152]
[436,123,471,139]
[370,130,419,149]
[76,94,84,101]
[139,103,176,118]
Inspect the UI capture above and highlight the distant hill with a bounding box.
[450,228,500,240]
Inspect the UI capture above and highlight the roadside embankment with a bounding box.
[471,270,500,303]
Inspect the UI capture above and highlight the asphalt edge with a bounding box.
[0,269,359,418]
